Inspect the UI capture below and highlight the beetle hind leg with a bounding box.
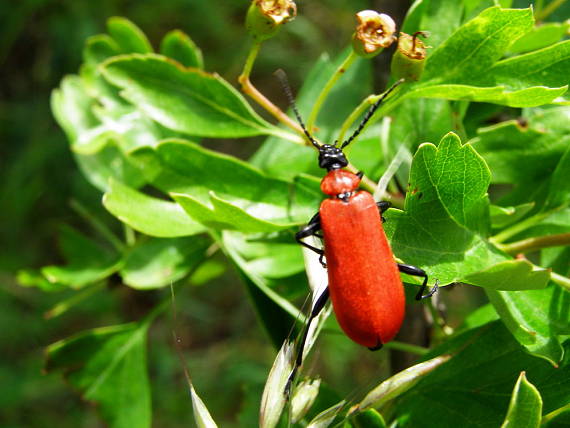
[398,263,439,300]
[296,212,327,268]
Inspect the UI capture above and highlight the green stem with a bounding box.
[70,199,124,252]
[306,51,358,133]
[542,403,570,426]
[383,340,429,355]
[240,40,261,81]
[337,94,375,143]
[490,211,553,244]
[124,225,136,247]
[499,233,570,255]
[551,271,570,292]
[238,42,306,144]
[535,0,567,21]
[44,283,106,319]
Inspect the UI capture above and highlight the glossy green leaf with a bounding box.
[160,29,203,68]
[385,133,507,286]
[107,17,152,54]
[102,54,276,138]
[41,226,122,289]
[83,34,121,65]
[120,237,209,289]
[500,372,542,428]
[51,76,148,191]
[103,178,205,237]
[357,355,451,411]
[464,260,550,291]
[509,22,570,54]
[401,7,570,107]
[46,320,153,428]
[392,322,570,428]
[471,106,570,203]
[130,139,320,232]
[486,284,570,365]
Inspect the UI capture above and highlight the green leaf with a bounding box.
[101,54,275,138]
[357,355,451,411]
[103,178,206,237]
[401,7,570,107]
[83,34,121,65]
[353,409,387,428]
[129,139,320,232]
[486,284,570,364]
[120,237,209,289]
[46,320,153,428]
[41,226,122,289]
[385,133,507,286]
[160,29,203,68]
[464,260,550,291]
[107,17,152,54]
[500,372,543,428]
[471,106,570,204]
[423,7,533,83]
[392,321,570,428]
[509,22,570,54]
[51,76,148,191]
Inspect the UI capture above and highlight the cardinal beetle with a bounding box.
[275,71,439,389]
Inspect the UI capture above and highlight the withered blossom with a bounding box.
[246,0,297,41]
[353,10,397,57]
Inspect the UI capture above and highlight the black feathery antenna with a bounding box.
[340,78,405,149]
[274,69,320,149]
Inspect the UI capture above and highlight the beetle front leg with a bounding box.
[376,201,391,223]
[397,263,439,300]
[285,287,329,396]
[296,212,326,268]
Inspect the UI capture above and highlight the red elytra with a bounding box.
[319,170,405,347]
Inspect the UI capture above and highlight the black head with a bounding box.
[319,144,348,170]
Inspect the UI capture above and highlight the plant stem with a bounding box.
[383,340,429,355]
[238,41,305,145]
[337,94,376,143]
[306,50,358,133]
[551,271,570,292]
[44,283,106,319]
[124,225,136,246]
[535,0,567,21]
[499,233,570,255]
[490,211,553,244]
[70,199,124,252]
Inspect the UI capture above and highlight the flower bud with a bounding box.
[246,0,297,41]
[391,31,430,81]
[352,10,397,58]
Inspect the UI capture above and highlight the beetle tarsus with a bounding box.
[397,263,439,300]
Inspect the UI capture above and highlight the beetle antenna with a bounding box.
[274,69,320,149]
[341,78,404,149]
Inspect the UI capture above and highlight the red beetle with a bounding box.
[275,72,438,387]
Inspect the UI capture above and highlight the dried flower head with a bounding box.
[246,0,297,41]
[256,0,297,25]
[391,31,430,81]
[353,10,397,56]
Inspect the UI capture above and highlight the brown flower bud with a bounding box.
[352,10,397,58]
[246,0,297,41]
[391,31,430,81]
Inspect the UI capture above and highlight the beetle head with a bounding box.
[318,144,348,170]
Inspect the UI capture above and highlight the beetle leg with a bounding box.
[376,201,391,223]
[285,287,330,396]
[397,263,439,300]
[296,213,326,268]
